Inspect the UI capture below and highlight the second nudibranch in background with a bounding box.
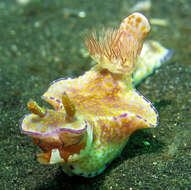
[20,12,170,177]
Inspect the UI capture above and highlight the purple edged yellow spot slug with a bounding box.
[20,12,171,177]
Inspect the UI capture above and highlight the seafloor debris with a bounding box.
[150,18,168,26]
[130,0,151,12]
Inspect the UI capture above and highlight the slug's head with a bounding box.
[20,92,93,164]
[84,12,150,75]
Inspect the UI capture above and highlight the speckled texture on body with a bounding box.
[20,12,160,177]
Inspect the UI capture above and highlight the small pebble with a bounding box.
[78,11,86,18]
[130,0,151,12]
[17,0,30,5]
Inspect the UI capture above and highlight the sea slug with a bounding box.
[20,12,170,177]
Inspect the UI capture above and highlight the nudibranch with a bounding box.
[20,12,170,177]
